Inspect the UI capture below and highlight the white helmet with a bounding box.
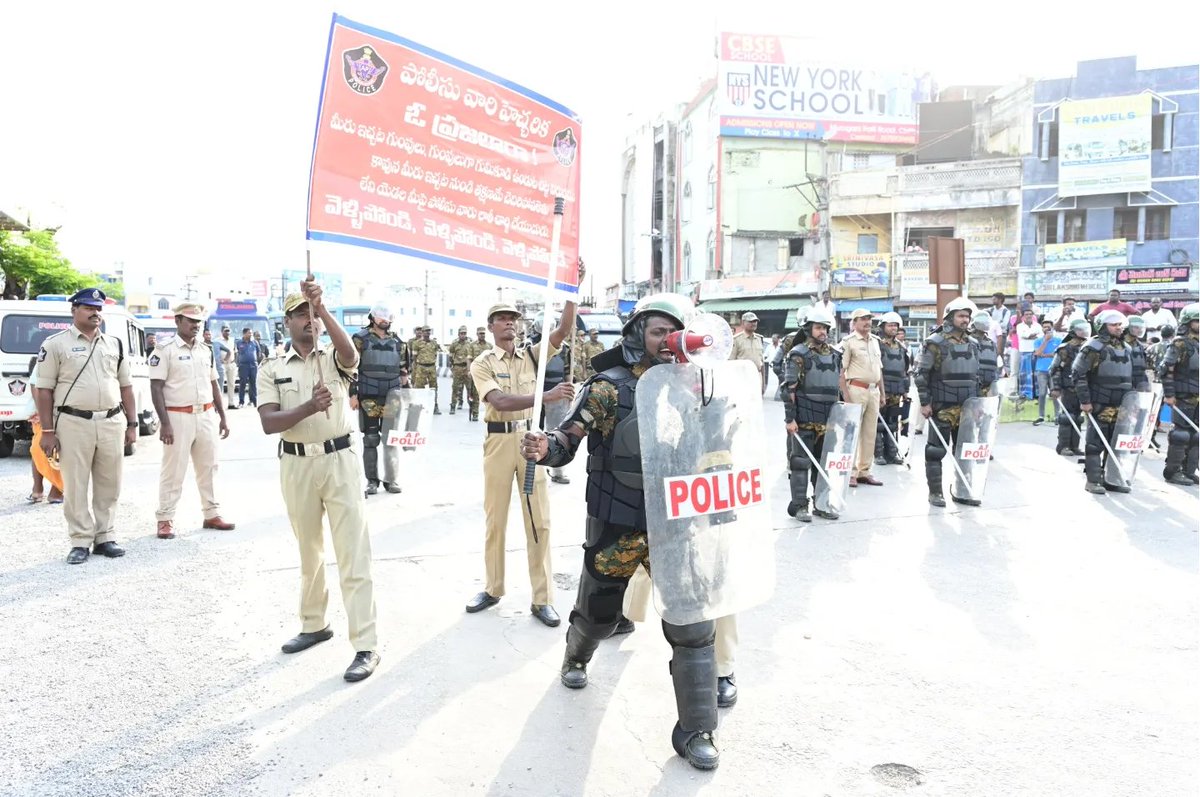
[879,312,902,326]
[370,302,395,324]
[805,306,836,329]
[942,297,978,320]
[1095,309,1127,328]
[795,306,809,327]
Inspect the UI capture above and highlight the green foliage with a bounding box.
[0,230,95,299]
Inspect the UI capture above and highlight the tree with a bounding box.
[0,230,94,299]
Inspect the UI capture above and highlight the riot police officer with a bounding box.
[520,293,722,771]
[771,307,808,392]
[1072,310,1148,494]
[350,304,408,495]
[1049,318,1092,456]
[915,297,985,507]
[528,312,571,484]
[1159,302,1199,485]
[783,306,841,522]
[1125,314,1150,383]
[969,310,999,396]
[874,312,910,465]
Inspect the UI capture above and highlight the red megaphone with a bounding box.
[664,330,714,363]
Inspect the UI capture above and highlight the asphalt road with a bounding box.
[1,379,1196,796]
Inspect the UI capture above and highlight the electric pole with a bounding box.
[423,268,429,328]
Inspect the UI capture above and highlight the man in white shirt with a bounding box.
[1045,296,1087,333]
[1142,297,1176,333]
[813,290,839,342]
[1015,308,1041,399]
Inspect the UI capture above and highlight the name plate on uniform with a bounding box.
[387,430,428,448]
[960,443,991,461]
[825,453,853,473]
[664,468,764,520]
[1114,434,1146,452]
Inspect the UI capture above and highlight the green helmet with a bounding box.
[1180,302,1200,326]
[622,293,696,336]
[970,310,991,332]
[1069,318,1091,338]
[1126,315,1146,335]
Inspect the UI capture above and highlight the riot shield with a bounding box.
[813,402,863,514]
[383,388,434,452]
[543,398,571,434]
[637,359,775,626]
[1104,389,1158,486]
[949,395,1002,503]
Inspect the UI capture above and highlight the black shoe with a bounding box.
[560,657,588,689]
[951,495,982,507]
[874,455,888,466]
[1085,482,1106,494]
[717,675,738,708]
[384,482,402,494]
[928,493,946,507]
[92,541,125,558]
[344,650,380,682]
[449,406,456,415]
[787,501,812,523]
[1165,471,1193,486]
[281,626,334,654]
[1033,417,1044,426]
[886,457,906,465]
[1190,474,1200,485]
[465,591,500,613]
[614,617,635,635]
[1057,447,1072,456]
[1104,482,1132,494]
[228,405,239,410]
[365,482,379,496]
[433,407,442,415]
[671,723,720,771]
[531,604,561,627]
[812,507,839,520]
[550,474,570,484]
[915,429,923,436]
[66,547,89,565]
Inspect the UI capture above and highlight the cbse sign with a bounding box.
[665,468,764,521]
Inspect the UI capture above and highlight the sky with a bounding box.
[1,0,1196,297]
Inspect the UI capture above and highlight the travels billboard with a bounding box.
[1043,239,1127,271]
[1058,94,1152,197]
[717,33,933,143]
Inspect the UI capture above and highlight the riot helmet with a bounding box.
[619,293,697,366]
[1069,318,1091,339]
[970,310,991,333]
[1179,302,1200,328]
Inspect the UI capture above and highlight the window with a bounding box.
[905,226,953,251]
[1113,208,1139,241]
[707,165,716,210]
[850,152,870,170]
[682,182,692,223]
[465,309,472,317]
[857,234,879,254]
[1146,207,1171,241]
[1062,210,1086,243]
[1037,214,1055,245]
[1151,114,1173,151]
[449,308,456,316]
[1039,120,1059,159]
[683,121,693,164]
[1,315,74,355]
[157,298,170,310]
[788,237,806,257]
[707,230,716,275]
[683,242,693,281]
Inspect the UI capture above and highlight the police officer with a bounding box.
[1049,318,1092,456]
[520,293,721,771]
[969,310,999,396]
[235,327,260,407]
[783,306,841,522]
[1159,303,1199,485]
[219,326,237,409]
[149,303,234,539]
[771,307,809,391]
[916,297,985,508]
[257,285,380,683]
[576,327,605,382]
[730,311,766,393]
[465,301,575,626]
[34,288,138,564]
[411,326,443,414]
[206,328,229,399]
[874,312,911,465]
[447,325,474,415]
[529,311,572,484]
[1125,314,1150,383]
[1071,310,1148,494]
[350,303,408,495]
[464,326,490,421]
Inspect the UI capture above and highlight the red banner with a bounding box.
[306,15,583,291]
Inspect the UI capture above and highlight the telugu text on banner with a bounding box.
[306,15,583,292]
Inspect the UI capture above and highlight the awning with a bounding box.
[833,298,894,313]
[697,296,804,313]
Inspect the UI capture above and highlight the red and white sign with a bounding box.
[960,443,991,461]
[664,468,764,520]
[387,430,428,448]
[825,454,853,473]
[1114,434,1146,452]
[307,14,583,292]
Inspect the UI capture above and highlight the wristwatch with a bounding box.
[126,420,137,428]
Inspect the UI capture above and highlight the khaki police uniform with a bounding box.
[470,341,557,604]
[35,326,132,547]
[731,329,766,393]
[220,334,237,407]
[258,343,378,652]
[150,335,222,522]
[842,328,884,478]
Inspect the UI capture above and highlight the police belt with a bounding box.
[58,405,122,420]
[280,434,352,457]
[486,419,531,434]
[166,403,214,413]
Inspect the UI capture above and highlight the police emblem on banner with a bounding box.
[552,128,578,167]
[726,72,750,107]
[8,379,26,397]
[342,45,389,95]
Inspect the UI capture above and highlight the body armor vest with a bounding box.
[791,343,840,425]
[1172,336,1199,397]
[1052,339,1084,393]
[880,338,909,396]
[355,330,405,397]
[585,367,645,529]
[928,332,980,406]
[970,331,997,389]
[543,349,567,390]
[1086,337,1134,407]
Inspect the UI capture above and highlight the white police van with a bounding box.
[0,297,157,456]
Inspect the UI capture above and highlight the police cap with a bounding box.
[487,303,522,322]
[70,288,106,307]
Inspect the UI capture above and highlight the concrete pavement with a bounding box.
[0,380,1196,796]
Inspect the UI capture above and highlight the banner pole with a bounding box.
[523,197,565,497]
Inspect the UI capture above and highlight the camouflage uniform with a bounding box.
[410,330,443,413]
[576,335,605,382]
[446,327,474,415]
[464,329,490,421]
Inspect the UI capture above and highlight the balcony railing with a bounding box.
[830,158,1022,201]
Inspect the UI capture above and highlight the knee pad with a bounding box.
[789,456,806,472]
[363,431,382,448]
[925,441,945,461]
[663,619,716,649]
[570,567,627,635]
[1169,428,1190,447]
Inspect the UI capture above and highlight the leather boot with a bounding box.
[560,625,601,689]
[669,643,720,770]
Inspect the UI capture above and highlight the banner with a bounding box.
[965,251,1018,296]
[898,255,935,302]
[1115,265,1191,287]
[831,254,889,288]
[1044,239,1127,271]
[306,15,583,292]
[1058,94,1152,197]
[717,33,933,143]
[699,271,818,300]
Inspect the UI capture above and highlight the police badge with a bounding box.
[342,45,389,95]
[551,128,577,167]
